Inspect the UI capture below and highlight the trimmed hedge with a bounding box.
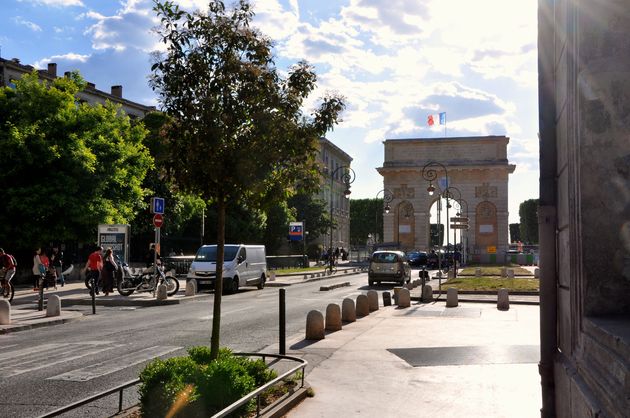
[139,347,277,417]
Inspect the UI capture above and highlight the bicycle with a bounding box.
[326,259,337,276]
[0,270,14,302]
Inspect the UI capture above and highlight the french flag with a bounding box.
[427,112,446,126]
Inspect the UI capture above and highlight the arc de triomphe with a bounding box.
[376,135,515,257]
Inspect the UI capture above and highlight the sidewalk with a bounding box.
[274,301,542,418]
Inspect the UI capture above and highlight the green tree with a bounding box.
[509,223,521,243]
[0,71,152,251]
[519,199,539,244]
[350,198,382,246]
[151,0,345,359]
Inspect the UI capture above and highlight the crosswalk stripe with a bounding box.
[48,345,182,382]
[0,342,120,378]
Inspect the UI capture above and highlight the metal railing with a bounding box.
[37,352,307,418]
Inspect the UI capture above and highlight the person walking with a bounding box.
[32,248,46,291]
[40,249,55,290]
[101,248,117,296]
[0,248,17,295]
[84,246,103,295]
[50,246,65,287]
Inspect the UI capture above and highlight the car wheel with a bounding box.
[231,277,239,294]
[368,279,374,286]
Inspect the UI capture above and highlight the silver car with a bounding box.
[368,250,411,286]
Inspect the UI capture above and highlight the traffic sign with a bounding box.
[450,224,469,230]
[151,197,165,214]
[450,217,469,223]
[153,214,164,228]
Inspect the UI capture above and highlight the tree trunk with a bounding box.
[210,195,225,360]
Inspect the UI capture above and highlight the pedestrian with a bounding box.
[40,249,56,290]
[84,246,103,295]
[0,248,17,292]
[32,248,47,291]
[146,244,160,267]
[50,246,65,287]
[101,248,117,296]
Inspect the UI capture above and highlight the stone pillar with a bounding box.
[534,268,540,278]
[382,291,392,306]
[325,304,342,331]
[367,290,379,311]
[306,310,325,340]
[422,285,433,302]
[356,294,369,317]
[475,268,481,277]
[269,271,276,281]
[497,288,509,311]
[0,300,10,325]
[393,287,402,304]
[342,298,356,322]
[46,294,61,317]
[156,283,167,300]
[397,288,410,308]
[507,269,515,279]
[446,288,458,307]
[501,267,507,277]
[185,279,197,296]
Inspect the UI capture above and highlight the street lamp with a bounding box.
[375,189,394,245]
[422,161,450,273]
[327,165,355,274]
[444,186,463,278]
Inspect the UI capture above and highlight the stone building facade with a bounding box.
[376,136,515,259]
[314,138,353,253]
[0,58,155,118]
[538,0,630,417]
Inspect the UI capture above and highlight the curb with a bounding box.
[59,294,210,307]
[268,268,367,287]
[261,383,312,418]
[409,296,540,306]
[319,282,350,291]
[0,313,84,335]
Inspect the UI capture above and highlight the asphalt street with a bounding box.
[0,270,432,417]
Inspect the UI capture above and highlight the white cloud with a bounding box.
[34,52,90,69]
[13,16,42,32]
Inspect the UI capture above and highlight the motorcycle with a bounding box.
[117,261,179,297]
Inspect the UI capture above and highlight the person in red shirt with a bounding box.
[0,248,17,295]
[85,246,103,295]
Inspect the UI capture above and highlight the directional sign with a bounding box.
[153,214,164,228]
[450,217,469,223]
[289,222,303,242]
[450,224,469,230]
[150,197,165,214]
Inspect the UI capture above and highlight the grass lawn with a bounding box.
[442,276,539,292]
[459,265,533,276]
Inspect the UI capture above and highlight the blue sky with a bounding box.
[0,0,539,223]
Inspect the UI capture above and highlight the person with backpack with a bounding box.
[0,248,17,292]
[50,246,65,287]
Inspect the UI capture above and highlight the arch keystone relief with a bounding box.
[376,135,515,262]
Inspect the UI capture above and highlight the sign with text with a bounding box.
[98,224,130,263]
[153,214,164,228]
[450,217,469,223]
[487,246,497,254]
[289,222,303,241]
[450,224,470,230]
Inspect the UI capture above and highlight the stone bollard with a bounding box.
[397,288,411,308]
[500,267,507,278]
[507,269,515,279]
[497,288,510,311]
[325,304,342,331]
[46,294,61,317]
[393,287,402,304]
[304,274,308,280]
[156,283,168,300]
[446,288,458,308]
[475,268,481,277]
[534,268,540,278]
[421,285,433,303]
[311,274,315,278]
[356,294,370,317]
[367,290,379,312]
[447,270,454,279]
[382,291,392,306]
[185,279,197,296]
[305,310,325,340]
[0,300,10,325]
[270,271,276,281]
[342,298,356,322]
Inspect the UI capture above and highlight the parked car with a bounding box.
[187,244,267,293]
[407,251,428,267]
[368,250,411,286]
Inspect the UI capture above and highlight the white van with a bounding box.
[187,244,267,293]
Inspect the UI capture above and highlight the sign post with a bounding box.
[150,198,165,269]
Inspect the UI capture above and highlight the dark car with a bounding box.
[407,251,428,267]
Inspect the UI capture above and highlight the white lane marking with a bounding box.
[0,343,120,378]
[48,345,182,382]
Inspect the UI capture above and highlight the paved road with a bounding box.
[0,270,434,417]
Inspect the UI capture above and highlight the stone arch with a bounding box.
[475,201,498,251]
[394,200,415,250]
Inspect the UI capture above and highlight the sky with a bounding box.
[0,0,539,224]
